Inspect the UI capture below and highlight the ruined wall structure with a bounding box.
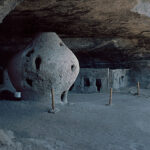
[70,68,130,93]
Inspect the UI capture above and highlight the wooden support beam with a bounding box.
[109,88,113,105]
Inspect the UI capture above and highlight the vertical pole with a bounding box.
[51,88,55,110]
[109,88,113,105]
[137,81,140,96]
[107,68,110,89]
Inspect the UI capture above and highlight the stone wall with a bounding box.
[110,69,130,90]
[70,68,130,93]
[70,68,109,93]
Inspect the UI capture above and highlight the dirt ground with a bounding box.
[0,91,150,150]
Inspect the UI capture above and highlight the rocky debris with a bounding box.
[0,129,22,150]
[0,129,70,150]
[128,87,138,95]
[128,87,150,98]
[0,129,15,146]
[22,138,70,150]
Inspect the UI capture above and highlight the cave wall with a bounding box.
[0,0,23,23]
[130,61,150,88]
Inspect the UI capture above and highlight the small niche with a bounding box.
[96,79,102,92]
[61,91,66,102]
[71,65,76,72]
[59,42,63,46]
[84,78,90,87]
[26,78,33,87]
[26,49,34,57]
[121,76,124,80]
[35,56,42,70]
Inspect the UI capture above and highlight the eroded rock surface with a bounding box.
[0,0,23,23]
[8,32,79,103]
[1,0,150,38]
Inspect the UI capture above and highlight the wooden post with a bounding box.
[107,68,110,89]
[51,88,55,110]
[109,88,113,105]
[137,81,140,96]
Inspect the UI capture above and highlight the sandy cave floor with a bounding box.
[0,92,150,150]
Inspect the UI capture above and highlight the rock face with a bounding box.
[8,32,79,103]
[0,0,150,65]
[1,0,150,38]
[0,36,149,67]
[130,60,150,88]
[0,0,23,23]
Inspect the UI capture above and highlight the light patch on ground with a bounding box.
[131,0,150,17]
[136,121,150,134]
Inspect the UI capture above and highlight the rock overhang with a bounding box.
[0,0,150,65]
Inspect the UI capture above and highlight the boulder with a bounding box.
[8,32,79,103]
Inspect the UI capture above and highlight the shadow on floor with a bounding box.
[0,90,21,101]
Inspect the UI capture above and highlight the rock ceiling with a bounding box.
[1,0,150,38]
[1,0,150,65]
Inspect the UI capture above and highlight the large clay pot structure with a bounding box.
[8,32,80,103]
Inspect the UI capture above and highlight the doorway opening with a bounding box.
[96,79,102,92]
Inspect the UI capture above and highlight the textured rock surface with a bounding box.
[130,60,150,88]
[0,0,23,23]
[63,38,149,67]
[0,0,150,38]
[0,36,150,67]
[8,32,79,103]
[0,129,15,147]
[0,0,150,65]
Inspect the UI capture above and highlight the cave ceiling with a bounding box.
[1,0,150,65]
